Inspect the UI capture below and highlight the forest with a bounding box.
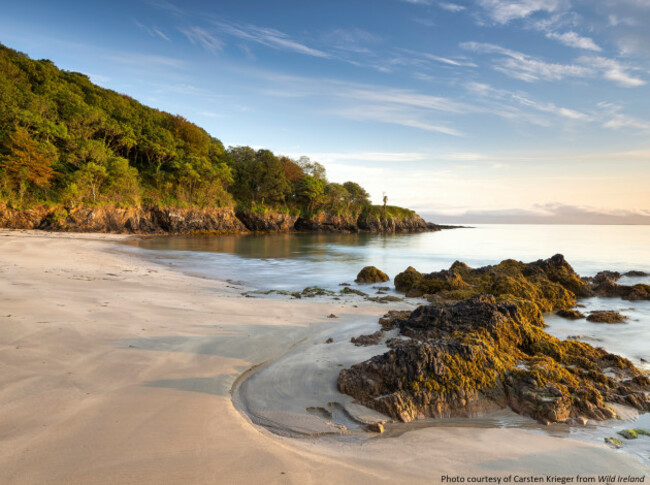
[0,43,416,223]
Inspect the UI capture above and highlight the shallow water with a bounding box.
[125,224,650,465]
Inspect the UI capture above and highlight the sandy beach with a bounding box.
[0,230,647,484]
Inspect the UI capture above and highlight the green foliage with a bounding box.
[0,43,418,221]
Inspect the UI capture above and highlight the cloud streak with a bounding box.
[477,0,564,24]
[461,42,592,82]
[211,21,331,58]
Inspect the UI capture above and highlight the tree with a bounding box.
[324,182,349,211]
[298,156,327,181]
[74,162,107,203]
[295,175,325,213]
[343,181,370,206]
[0,127,56,203]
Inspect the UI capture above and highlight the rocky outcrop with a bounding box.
[588,271,650,301]
[357,213,429,233]
[235,210,298,232]
[0,203,247,234]
[294,212,359,232]
[338,295,650,425]
[355,266,390,284]
[393,254,586,313]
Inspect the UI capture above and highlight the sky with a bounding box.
[1,0,649,223]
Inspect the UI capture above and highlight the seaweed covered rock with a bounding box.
[587,311,628,324]
[394,255,588,313]
[355,266,390,284]
[337,295,650,424]
[556,309,585,320]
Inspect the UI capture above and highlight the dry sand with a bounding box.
[0,230,647,484]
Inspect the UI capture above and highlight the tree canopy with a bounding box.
[0,43,400,219]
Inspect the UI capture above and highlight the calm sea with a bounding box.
[128,224,650,290]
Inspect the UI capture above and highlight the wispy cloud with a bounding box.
[464,82,591,122]
[211,21,331,58]
[133,20,171,42]
[250,70,467,136]
[438,2,466,12]
[578,56,645,87]
[603,113,650,132]
[477,0,565,24]
[178,26,223,53]
[107,53,185,69]
[461,42,592,82]
[546,31,601,51]
[146,0,183,15]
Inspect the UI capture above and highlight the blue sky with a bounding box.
[1,0,649,222]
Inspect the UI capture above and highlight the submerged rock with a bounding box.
[617,429,650,440]
[337,294,650,425]
[355,266,390,284]
[624,271,648,277]
[340,287,368,297]
[586,311,628,324]
[556,309,586,320]
[605,437,623,448]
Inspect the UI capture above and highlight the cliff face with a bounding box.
[295,211,433,233]
[0,203,247,235]
[235,210,298,232]
[0,204,441,235]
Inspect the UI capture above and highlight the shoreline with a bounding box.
[0,229,647,484]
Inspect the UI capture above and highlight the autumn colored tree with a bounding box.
[0,127,56,203]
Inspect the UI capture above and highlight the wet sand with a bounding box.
[0,230,647,484]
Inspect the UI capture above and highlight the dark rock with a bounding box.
[355,266,390,284]
[589,271,650,301]
[624,271,648,277]
[350,331,383,347]
[586,311,627,324]
[556,309,585,320]
[378,310,411,330]
[325,338,334,344]
[366,295,403,304]
[301,287,336,298]
[327,314,339,319]
[338,295,650,425]
[340,287,368,297]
